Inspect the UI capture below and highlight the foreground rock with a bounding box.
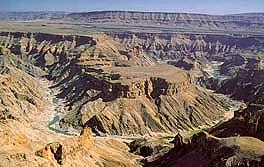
[211,104,264,141]
[34,128,137,166]
[129,136,174,164]
[0,127,138,167]
[145,132,264,167]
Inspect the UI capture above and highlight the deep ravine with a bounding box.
[33,76,245,139]
[30,78,80,136]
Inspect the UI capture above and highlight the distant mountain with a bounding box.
[66,11,264,23]
[2,11,264,24]
[0,11,67,20]
[65,11,264,31]
[2,11,263,34]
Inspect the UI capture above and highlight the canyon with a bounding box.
[0,11,264,167]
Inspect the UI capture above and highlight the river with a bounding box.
[31,78,80,136]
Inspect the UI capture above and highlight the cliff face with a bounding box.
[101,65,191,99]
[0,32,232,136]
[0,42,47,122]
[210,104,264,141]
[66,11,264,32]
[71,65,227,136]
[1,31,262,136]
[111,32,263,60]
[215,56,264,104]
[79,86,227,136]
[1,11,264,34]
[0,33,139,167]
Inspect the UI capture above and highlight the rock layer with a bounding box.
[0,32,240,136]
[66,11,264,33]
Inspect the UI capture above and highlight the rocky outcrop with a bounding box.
[210,104,264,141]
[78,92,225,136]
[34,128,138,167]
[100,64,191,99]
[217,64,264,105]
[145,132,264,167]
[0,125,138,167]
[129,137,173,157]
[35,128,94,166]
[129,136,174,165]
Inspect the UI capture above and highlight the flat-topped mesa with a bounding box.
[65,11,264,32]
[59,64,227,136]
[102,64,191,99]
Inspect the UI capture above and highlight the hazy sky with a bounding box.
[1,0,264,15]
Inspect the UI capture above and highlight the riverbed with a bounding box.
[30,78,80,136]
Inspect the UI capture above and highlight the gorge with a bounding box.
[0,11,264,167]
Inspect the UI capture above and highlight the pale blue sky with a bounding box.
[1,0,264,15]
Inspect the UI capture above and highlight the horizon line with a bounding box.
[1,10,264,16]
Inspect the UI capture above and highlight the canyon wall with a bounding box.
[66,11,264,32]
[0,32,231,136]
